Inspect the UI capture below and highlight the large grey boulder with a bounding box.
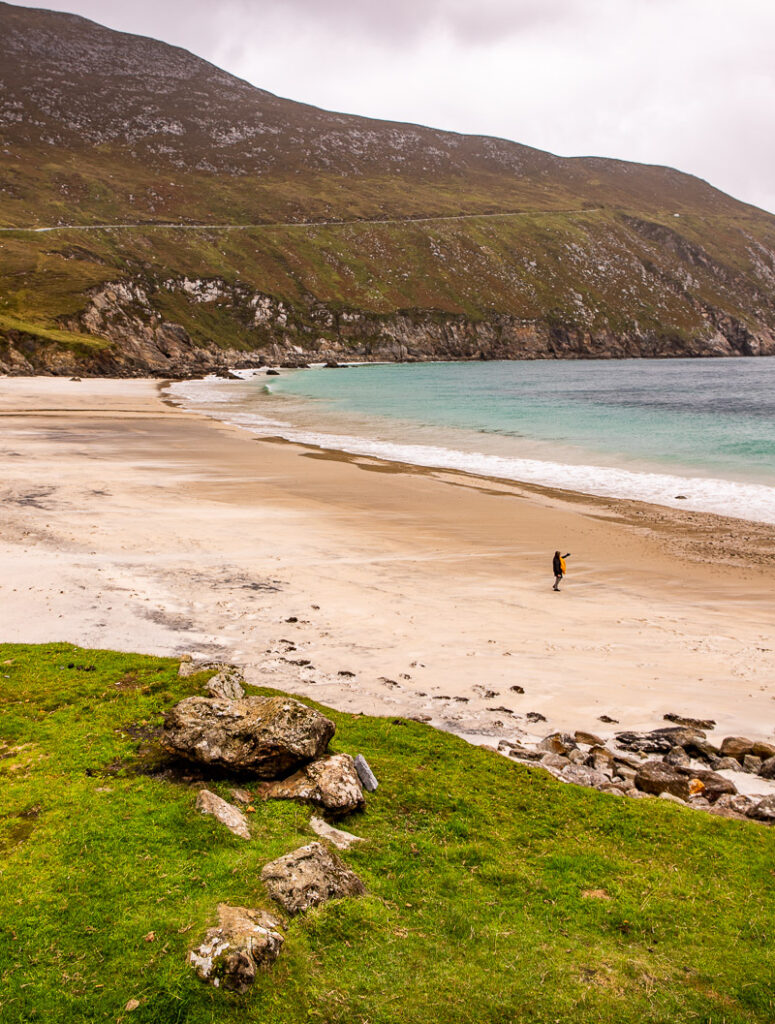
[261,842,365,916]
[188,904,284,992]
[196,789,251,840]
[162,696,335,777]
[261,753,365,816]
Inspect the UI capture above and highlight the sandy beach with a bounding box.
[2,376,774,753]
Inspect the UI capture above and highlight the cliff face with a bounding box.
[1,3,775,374]
[2,274,771,377]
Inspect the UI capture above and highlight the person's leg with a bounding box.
[553,574,561,590]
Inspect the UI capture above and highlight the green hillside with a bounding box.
[2,643,774,1023]
[1,2,774,373]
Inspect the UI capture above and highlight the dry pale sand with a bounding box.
[1,376,774,753]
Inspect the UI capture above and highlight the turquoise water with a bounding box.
[172,359,775,523]
[272,360,775,481]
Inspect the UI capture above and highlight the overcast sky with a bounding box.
[14,0,775,213]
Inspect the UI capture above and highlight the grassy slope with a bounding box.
[1,644,773,1024]
[3,203,774,354]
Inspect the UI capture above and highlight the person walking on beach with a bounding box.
[552,550,570,591]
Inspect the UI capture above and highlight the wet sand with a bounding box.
[1,376,774,751]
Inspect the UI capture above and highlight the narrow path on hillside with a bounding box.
[0,208,602,234]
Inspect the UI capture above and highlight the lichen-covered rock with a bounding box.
[188,904,284,992]
[162,696,335,776]
[261,842,365,916]
[309,816,364,850]
[196,789,251,840]
[205,666,246,701]
[261,753,365,816]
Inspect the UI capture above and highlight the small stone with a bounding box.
[659,792,686,805]
[598,715,619,724]
[538,732,577,756]
[188,904,284,992]
[559,764,610,788]
[178,655,195,678]
[354,754,378,792]
[205,666,246,701]
[196,790,251,840]
[574,730,604,747]
[746,795,775,822]
[752,741,775,760]
[231,788,252,804]
[525,712,547,723]
[540,752,570,770]
[125,999,140,1012]
[309,816,364,850]
[663,713,716,730]
[664,746,691,767]
[261,842,365,916]
[509,685,525,694]
[714,793,754,816]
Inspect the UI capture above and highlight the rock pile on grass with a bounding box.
[166,668,372,993]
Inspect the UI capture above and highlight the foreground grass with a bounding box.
[1,644,773,1023]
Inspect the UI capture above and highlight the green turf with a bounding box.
[1,643,773,1023]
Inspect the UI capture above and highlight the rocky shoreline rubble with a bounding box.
[496,720,775,824]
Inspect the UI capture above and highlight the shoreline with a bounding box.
[1,375,774,753]
[168,364,775,528]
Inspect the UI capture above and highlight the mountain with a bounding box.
[1,1,774,375]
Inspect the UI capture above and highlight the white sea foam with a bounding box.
[169,377,775,525]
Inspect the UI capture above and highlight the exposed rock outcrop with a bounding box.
[162,695,335,777]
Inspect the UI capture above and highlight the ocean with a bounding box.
[170,358,775,524]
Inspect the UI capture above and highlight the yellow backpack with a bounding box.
[559,556,567,574]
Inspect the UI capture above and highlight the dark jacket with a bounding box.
[553,553,562,576]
